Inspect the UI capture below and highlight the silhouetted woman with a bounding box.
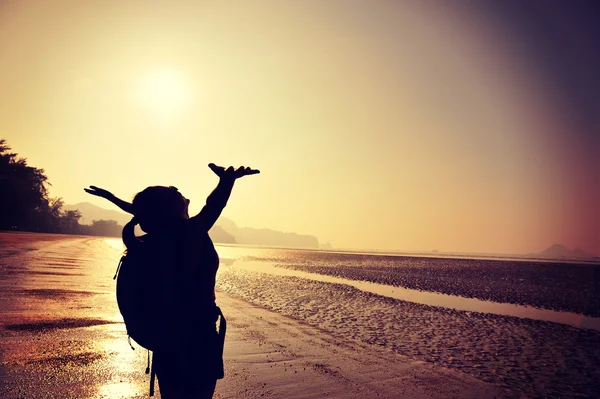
[85,163,259,398]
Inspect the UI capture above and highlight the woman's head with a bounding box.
[132,186,189,233]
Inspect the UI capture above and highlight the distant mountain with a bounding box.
[535,244,596,260]
[64,202,131,225]
[217,217,321,249]
[208,227,236,244]
[65,203,321,248]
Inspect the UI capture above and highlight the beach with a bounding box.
[1,233,599,398]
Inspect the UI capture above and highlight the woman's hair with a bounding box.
[132,186,187,233]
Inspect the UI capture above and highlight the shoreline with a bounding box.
[2,233,599,397]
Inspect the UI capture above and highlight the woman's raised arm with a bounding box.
[190,164,259,232]
[84,185,134,214]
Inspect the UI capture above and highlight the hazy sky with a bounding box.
[1,1,598,255]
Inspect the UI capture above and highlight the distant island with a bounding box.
[215,217,321,249]
[66,202,325,249]
[530,244,597,260]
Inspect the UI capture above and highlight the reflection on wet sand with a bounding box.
[97,382,139,398]
[0,234,148,399]
[96,339,144,398]
[104,238,125,251]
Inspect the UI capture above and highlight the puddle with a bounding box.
[231,260,600,331]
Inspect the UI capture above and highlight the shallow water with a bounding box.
[231,260,600,331]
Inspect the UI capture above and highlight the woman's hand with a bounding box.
[208,163,260,179]
[84,185,114,199]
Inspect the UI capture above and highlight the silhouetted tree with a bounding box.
[0,139,59,231]
[86,219,122,237]
[59,209,82,234]
[0,139,123,237]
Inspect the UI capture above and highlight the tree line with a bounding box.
[0,139,122,237]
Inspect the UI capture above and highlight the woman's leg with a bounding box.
[195,380,217,399]
[157,377,216,399]
[155,354,217,399]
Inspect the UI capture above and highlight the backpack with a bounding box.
[113,235,177,396]
[114,240,167,351]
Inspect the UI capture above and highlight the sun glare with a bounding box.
[137,68,192,124]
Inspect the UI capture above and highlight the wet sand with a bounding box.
[219,259,600,330]
[218,268,600,398]
[258,251,600,317]
[0,232,500,398]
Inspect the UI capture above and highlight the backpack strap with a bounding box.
[216,305,226,379]
[148,351,156,396]
[216,305,226,355]
[113,255,124,280]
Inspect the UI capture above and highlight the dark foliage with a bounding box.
[0,139,121,236]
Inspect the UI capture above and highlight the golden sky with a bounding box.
[1,1,598,255]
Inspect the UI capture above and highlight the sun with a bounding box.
[137,68,192,124]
